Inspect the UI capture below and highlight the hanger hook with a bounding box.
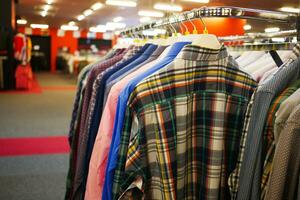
[178,14,189,34]
[175,14,187,35]
[129,29,134,38]
[169,21,177,36]
[196,7,208,34]
[165,24,174,37]
[186,11,197,34]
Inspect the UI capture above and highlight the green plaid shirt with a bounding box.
[112,45,257,200]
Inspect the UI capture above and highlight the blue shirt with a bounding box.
[102,42,190,200]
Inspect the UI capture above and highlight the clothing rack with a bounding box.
[219,30,297,42]
[227,42,295,51]
[120,6,300,39]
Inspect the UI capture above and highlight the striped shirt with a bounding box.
[230,44,300,200]
[113,45,257,200]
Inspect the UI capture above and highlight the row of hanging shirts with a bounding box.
[65,23,300,200]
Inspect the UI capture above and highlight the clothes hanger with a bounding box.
[165,23,178,45]
[132,30,144,47]
[190,9,222,49]
[173,14,193,42]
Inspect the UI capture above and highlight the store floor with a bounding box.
[0,72,76,200]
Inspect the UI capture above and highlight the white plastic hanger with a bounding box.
[165,23,179,45]
[190,13,222,49]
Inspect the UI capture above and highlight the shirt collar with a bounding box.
[166,42,191,57]
[151,46,168,57]
[141,44,158,56]
[135,43,151,55]
[177,44,228,61]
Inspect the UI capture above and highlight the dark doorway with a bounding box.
[78,38,112,51]
[30,36,51,71]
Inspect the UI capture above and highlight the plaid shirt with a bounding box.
[112,45,257,200]
[228,44,300,200]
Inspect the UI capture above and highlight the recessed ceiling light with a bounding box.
[68,21,76,26]
[280,7,300,13]
[43,4,51,11]
[17,19,27,25]
[105,0,137,7]
[154,3,183,12]
[83,9,93,16]
[89,25,107,32]
[181,0,209,3]
[61,25,79,31]
[139,17,151,23]
[264,27,280,33]
[142,30,157,36]
[138,10,164,18]
[77,15,85,21]
[113,16,123,22]
[243,24,252,31]
[30,24,49,29]
[46,0,53,4]
[106,22,126,30]
[41,11,47,17]
[91,2,104,10]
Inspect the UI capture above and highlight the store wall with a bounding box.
[182,18,246,36]
[18,27,114,72]
[18,18,244,72]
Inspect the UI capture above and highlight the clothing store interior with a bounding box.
[1,0,300,199]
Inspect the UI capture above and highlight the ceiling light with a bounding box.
[106,22,126,30]
[91,2,104,10]
[280,7,300,13]
[243,24,252,31]
[83,9,93,16]
[89,25,107,32]
[17,19,27,25]
[154,3,183,12]
[43,4,51,11]
[41,11,47,17]
[46,0,53,4]
[77,15,85,21]
[113,16,123,22]
[264,27,280,33]
[68,21,76,26]
[30,24,49,29]
[271,37,285,43]
[105,0,137,7]
[139,17,151,23]
[142,30,157,36]
[138,10,164,18]
[60,25,79,31]
[181,0,209,2]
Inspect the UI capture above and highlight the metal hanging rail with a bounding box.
[219,29,297,42]
[120,6,298,36]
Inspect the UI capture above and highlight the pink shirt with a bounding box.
[85,47,170,200]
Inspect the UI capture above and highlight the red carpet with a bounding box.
[0,77,42,94]
[0,136,70,157]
